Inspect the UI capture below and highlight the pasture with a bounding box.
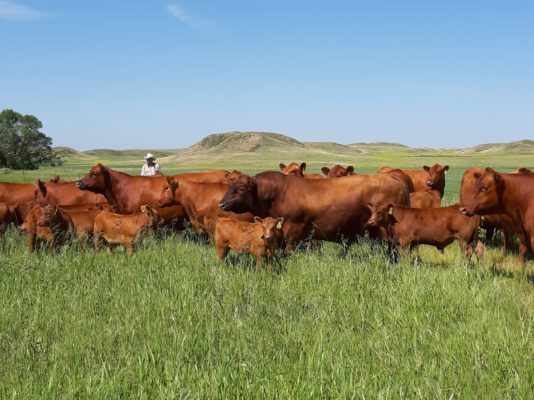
[1,150,534,398]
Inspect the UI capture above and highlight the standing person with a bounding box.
[140,153,162,176]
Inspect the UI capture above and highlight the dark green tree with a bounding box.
[0,109,62,170]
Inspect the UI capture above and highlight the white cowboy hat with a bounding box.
[144,153,156,160]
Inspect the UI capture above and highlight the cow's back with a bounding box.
[0,182,37,205]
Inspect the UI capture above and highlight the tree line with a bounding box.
[0,109,62,170]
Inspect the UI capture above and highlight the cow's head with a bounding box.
[423,164,449,190]
[157,177,179,208]
[459,167,504,216]
[279,162,306,177]
[321,165,355,178]
[515,167,531,174]
[366,202,394,228]
[255,216,284,246]
[76,163,108,193]
[37,205,59,227]
[219,172,257,214]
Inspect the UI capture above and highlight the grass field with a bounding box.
[1,139,534,398]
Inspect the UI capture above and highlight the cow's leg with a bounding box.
[501,230,510,254]
[93,229,102,251]
[485,226,495,244]
[215,245,229,262]
[124,241,133,255]
[518,240,527,266]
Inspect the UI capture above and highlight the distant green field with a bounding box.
[1,140,534,398]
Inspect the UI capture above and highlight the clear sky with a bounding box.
[1,0,533,150]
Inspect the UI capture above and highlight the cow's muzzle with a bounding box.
[426,180,434,187]
[76,181,86,189]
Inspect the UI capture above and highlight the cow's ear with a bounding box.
[346,166,355,175]
[444,165,449,172]
[254,216,261,223]
[37,180,47,196]
[279,163,286,171]
[276,217,284,229]
[299,162,307,174]
[248,177,257,190]
[321,167,330,176]
[423,165,430,171]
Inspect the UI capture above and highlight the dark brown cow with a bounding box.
[409,190,441,209]
[0,202,16,233]
[94,205,160,255]
[219,171,410,246]
[379,164,449,198]
[37,179,108,206]
[0,182,37,205]
[76,164,185,226]
[157,177,254,235]
[279,162,323,179]
[321,165,355,178]
[366,203,481,258]
[214,216,285,267]
[513,167,531,174]
[460,167,534,264]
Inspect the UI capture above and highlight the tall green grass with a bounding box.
[0,228,533,398]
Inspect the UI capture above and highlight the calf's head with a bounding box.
[459,167,503,216]
[76,163,108,193]
[37,205,60,227]
[255,216,284,246]
[219,173,257,214]
[423,164,449,190]
[321,165,355,178]
[366,202,394,228]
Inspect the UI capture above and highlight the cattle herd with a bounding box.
[0,162,533,267]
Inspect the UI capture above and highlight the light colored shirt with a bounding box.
[140,163,161,176]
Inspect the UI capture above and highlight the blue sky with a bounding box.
[1,0,533,150]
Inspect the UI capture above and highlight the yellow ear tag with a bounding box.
[276,221,283,229]
[388,207,393,215]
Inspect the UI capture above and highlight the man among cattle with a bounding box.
[140,153,162,176]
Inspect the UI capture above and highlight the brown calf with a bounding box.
[214,216,284,267]
[367,203,481,259]
[93,205,160,255]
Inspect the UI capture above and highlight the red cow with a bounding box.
[379,164,449,198]
[157,177,254,235]
[460,167,534,265]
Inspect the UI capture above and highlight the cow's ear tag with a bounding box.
[388,206,393,215]
[444,170,448,175]
[276,221,283,229]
